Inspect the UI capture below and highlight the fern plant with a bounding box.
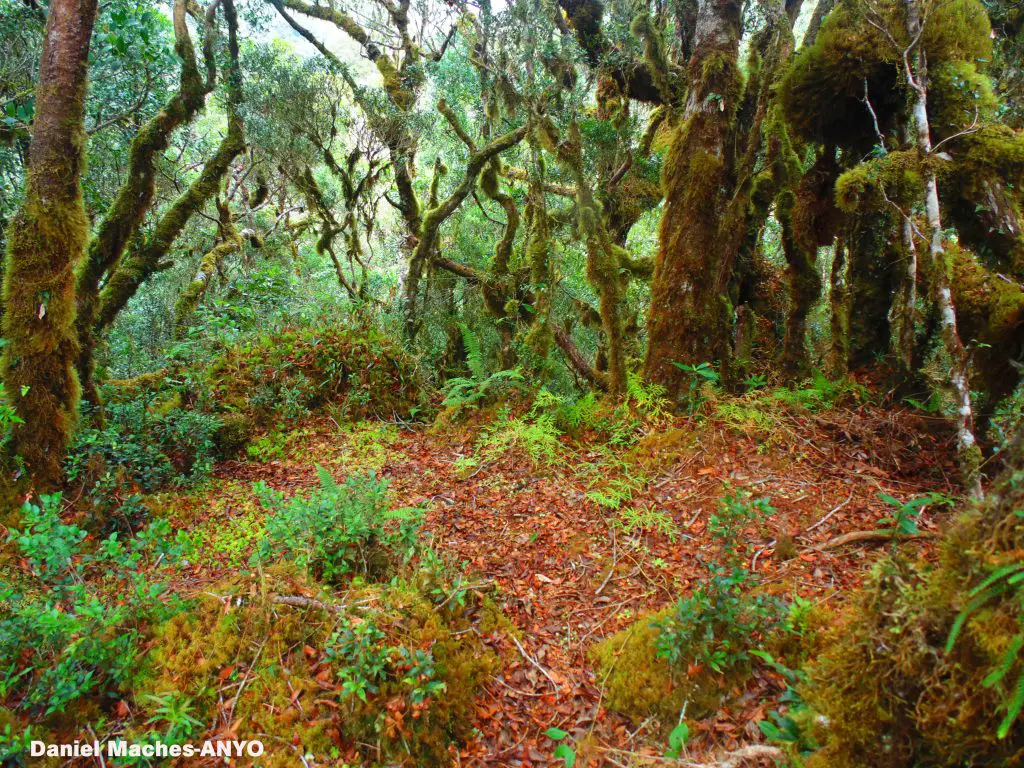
[946,561,1024,738]
[441,324,525,412]
[477,415,562,465]
[531,388,599,434]
[586,469,647,510]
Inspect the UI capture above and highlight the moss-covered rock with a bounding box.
[590,610,688,724]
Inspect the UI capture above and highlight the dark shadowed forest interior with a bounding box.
[1,0,1024,763]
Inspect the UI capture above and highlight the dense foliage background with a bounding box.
[1,0,1023,763]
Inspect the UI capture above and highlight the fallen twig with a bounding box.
[805,489,855,533]
[595,528,617,596]
[817,529,937,549]
[271,595,347,612]
[508,633,560,695]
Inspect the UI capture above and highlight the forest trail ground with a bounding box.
[184,408,957,766]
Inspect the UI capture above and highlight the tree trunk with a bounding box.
[779,150,839,376]
[642,0,743,398]
[1,0,98,489]
[828,234,850,376]
[74,0,213,406]
[903,0,982,495]
[93,0,245,334]
[174,199,242,337]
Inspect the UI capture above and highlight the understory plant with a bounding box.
[441,325,526,414]
[655,492,786,675]
[0,494,189,717]
[253,466,422,582]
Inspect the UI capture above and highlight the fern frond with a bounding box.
[459,323,485,381]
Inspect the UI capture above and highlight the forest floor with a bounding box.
[153,396,961,767]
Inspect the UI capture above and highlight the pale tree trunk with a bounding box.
[894,214,918,377]
[903,0,982,496]
[1,0,98,490]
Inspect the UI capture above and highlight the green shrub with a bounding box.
[325,618,446,704]
[66,394,220,521]
[655,563,784,675]
[655,491,785,674]
[253,467,422,583]
[0,494,188,716]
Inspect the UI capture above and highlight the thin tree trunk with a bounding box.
[894,214,918,377]
[74,0,214,406]
[1,0,98,489]
[902,0,982,495]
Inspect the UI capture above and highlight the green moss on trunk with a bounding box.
[1,0,98,489]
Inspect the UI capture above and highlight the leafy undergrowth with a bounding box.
[1,377,968,766]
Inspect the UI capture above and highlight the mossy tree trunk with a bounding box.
[539,116,630,396]
[846,211,898,367]
[173,198,243,337]
[948,246,1024,421]
[1,0,98,489]
[828,234,850,376]
[643,0,744,397]
[94,0,245,333]
[779,150,839,376]
[74,0,214,407]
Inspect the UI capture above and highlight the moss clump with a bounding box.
[591,611,687,724]
[803,429,1024,767]
[212,412,254,456]
[139,565,498,767]
[929,61,1000,140]
[592,608,755,726]
[780,0,992,148]
[624,427,696,470]
[947,243,1024,410]
[835,150,932,213]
